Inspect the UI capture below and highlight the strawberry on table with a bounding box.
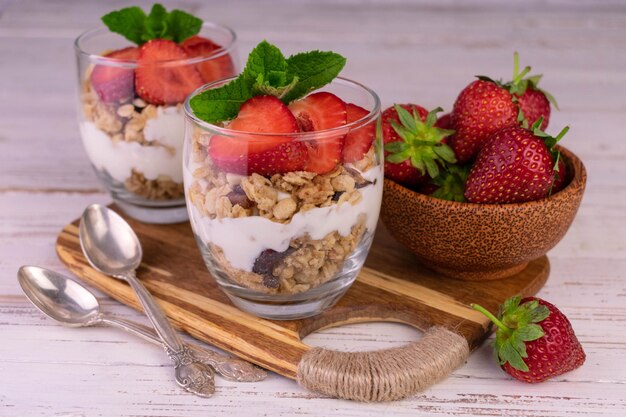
[472,296,585,383]
[91,47,140,102]
[464,119,569,204]
[135,39,203,105]
[181,35,235,83]
[383,104,456,187]
[343,103,376,163]
[288,92,348,174]
[209,95,305,175]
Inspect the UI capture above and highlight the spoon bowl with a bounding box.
[79,203,142,276]
[18,266,100,326]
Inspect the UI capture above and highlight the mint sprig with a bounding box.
[102,4,202,45]
[189,40,346,124]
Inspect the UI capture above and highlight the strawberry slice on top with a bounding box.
[342,103,376,163]
[181,35,236,83]
[209,95,305,175]
[135,39,203,105]
[91,46,140,103]
[288,92,347,174]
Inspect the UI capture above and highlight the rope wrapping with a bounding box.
[297,326,470,402]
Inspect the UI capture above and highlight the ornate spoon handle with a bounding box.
[100,315,267,382]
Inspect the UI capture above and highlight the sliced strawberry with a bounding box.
[288,92,347,174]
[90,46,139,103]
[135,39,203,105]
[342,103,375,163]
[181,35,236,83]
[209,96,305,175]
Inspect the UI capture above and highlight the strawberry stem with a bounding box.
[471,303,511,333]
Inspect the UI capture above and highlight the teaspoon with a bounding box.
[17,266,266,383]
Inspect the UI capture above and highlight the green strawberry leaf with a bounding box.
[516,323,545,341]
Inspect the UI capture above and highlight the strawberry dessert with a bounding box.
[76,4,235,221]
[183,41,382,316]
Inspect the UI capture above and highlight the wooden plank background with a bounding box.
[1,0,625,415]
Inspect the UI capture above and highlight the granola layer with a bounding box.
[81,78,184,200]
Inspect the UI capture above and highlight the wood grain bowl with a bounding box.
[380,146,587,281]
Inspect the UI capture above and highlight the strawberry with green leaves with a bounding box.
[419,164,470,202]
[382,104,456,187]
[464,119,569,204]
[472,296,585,383]
[450,53,557,163]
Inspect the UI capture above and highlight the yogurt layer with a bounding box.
[186,165,384,272]
[80,106,184,183]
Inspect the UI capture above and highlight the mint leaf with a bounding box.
[102,6,147,45]
[101,4,202,45]
[144,4,169,41]
[167,9,202,43]
[189,78,253,124]
[282,51,346,103]
[190,41,346,124]
[244,41,288,82]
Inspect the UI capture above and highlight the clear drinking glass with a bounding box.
[183,77,383,319]
[75,23,238,223]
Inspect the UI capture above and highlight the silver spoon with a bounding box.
[79,204,215,397]
[17,266,266,383]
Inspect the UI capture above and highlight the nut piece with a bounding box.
[331,174,356,192]
[273,198,297,220]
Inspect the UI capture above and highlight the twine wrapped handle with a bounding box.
[297,326,470,402]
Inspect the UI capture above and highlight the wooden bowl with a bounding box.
[380,146,587,281]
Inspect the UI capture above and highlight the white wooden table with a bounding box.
[2,1,625,415]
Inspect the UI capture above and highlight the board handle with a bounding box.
[296,326,469,401]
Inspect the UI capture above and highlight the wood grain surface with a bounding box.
[56,208,548,379]
[2,0,625,416]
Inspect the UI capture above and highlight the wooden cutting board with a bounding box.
[56,206,548,390]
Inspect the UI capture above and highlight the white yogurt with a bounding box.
[186,165,383,272]
[80,106,184,183]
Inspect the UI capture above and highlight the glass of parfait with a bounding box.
[183,76,383,319]
[75,21,238,223]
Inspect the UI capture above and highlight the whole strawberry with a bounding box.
[464,120,569,203]
[472,296,585,383]
[383,104,456,186]
[450,53,557,163]
[450,79,519,163]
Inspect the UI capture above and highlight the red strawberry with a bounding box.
[209,95,305,175]
[434,112,453,130]
[343,103,376,163]
[517,87,551,130]
[91,47,139,102]
[472,296,585,383]
[465,122,568,203]
[181,35,236,83]
[288,92,347,174]
[383,104,456,187]
[451,53,557,163]
[450,79,518,163]
[135,39,203,105]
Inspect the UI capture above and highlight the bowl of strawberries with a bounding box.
[380,54,587,281]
